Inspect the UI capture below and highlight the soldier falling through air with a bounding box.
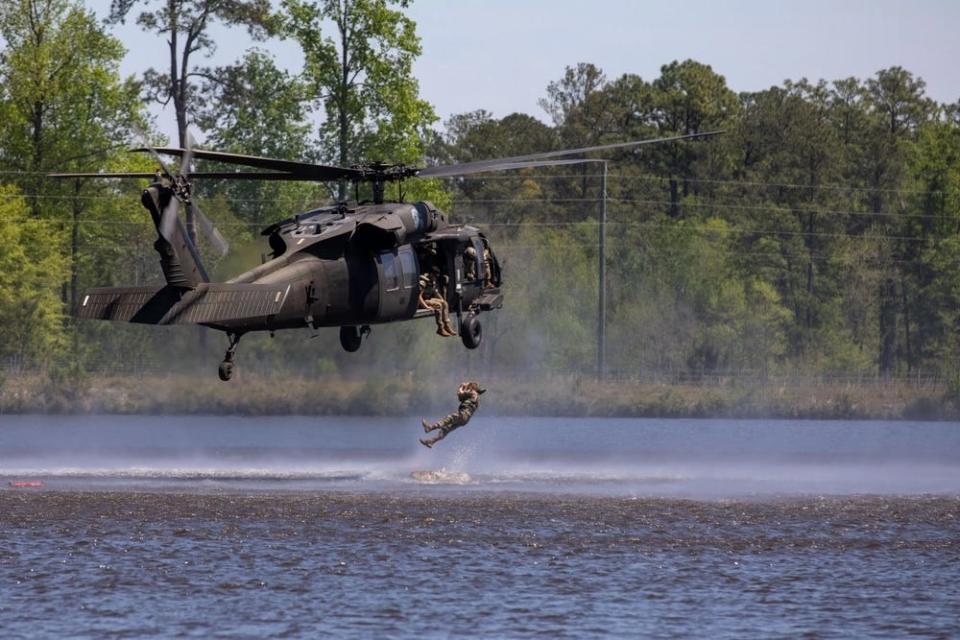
[420,381,485,448]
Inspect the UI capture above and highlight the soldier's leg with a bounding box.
[424,299,447,334]
[439,299,455,334]
[422,416,447,432]
[420,410,465,446]
[422,422,459,446]
[420,429,446,447]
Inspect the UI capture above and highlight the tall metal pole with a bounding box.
[598,161,607,379]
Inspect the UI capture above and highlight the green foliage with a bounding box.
[0,0,151,370]
[0,186,68,364]
[108,0,276,146]
[282,0,437,178]
[3,0,960,393]
[195,49,327,229]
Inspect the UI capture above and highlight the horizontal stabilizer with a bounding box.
[76,283,291,326]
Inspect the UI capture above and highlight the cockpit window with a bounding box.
[379,251,399,291]
[399,247,417,289]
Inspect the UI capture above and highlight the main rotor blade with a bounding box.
[417,158,607,178]
[184,171,314,181]
[417,130,724,179]
[131,123,177,178]
[49,172,160,179]
[49,171,314,181]
[135,147,359,182]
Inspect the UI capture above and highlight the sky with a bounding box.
[86,0,960,141]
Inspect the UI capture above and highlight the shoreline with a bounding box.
[1,373,957,421]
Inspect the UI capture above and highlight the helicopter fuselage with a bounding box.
[75,188,502,372]
[215,200,502,334]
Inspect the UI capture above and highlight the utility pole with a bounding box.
[571,157,609,379]
[597,160,607,379]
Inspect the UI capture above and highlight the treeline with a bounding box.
[1,0,959,390]
[441,63,960,383]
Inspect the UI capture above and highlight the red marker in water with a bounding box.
[9,480,44,488]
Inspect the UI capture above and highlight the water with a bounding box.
[1,415,958,638]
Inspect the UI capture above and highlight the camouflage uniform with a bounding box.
[420,383,483,447]
[482,247,494,288]
[419,271,454,336]
[464,246,478,281]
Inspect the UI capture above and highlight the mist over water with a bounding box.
[1,415,957,496]
[2,416,958,638]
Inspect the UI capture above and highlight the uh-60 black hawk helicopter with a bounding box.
[53,131,720,381]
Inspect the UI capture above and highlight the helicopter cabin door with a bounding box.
[376,246,418,321]
[453,238,486,307]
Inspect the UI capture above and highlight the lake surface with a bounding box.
[0,416,958,638]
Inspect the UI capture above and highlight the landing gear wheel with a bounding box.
[340,325,363,352]
[461,313,482,349]
[218,331,243,382]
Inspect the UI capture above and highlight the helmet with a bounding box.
[469,381,486,394]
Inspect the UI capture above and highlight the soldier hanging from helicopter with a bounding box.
[419,270,455,336]
[417,243,455,336]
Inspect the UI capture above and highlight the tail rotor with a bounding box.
[139,127,229,257]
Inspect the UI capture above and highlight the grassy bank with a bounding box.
[1,372,958,420]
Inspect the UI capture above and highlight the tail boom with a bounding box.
[76,283,291,327]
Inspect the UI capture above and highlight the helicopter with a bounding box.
[52,130,721,381]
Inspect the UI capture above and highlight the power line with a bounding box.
[442,172,948,195]
[475,220,941,242]
[452,197,960,221]
[2,212,952,242]
[495,244,949,266]
[2,169,951,195]
[6,191,958,224]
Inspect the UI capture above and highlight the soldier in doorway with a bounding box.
[482,245,494,288]
[418,269,455,336]
[420,381,485,448]
[464,245,478,281]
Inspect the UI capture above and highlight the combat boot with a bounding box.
[422,419,434,432]
[419,438,433,448]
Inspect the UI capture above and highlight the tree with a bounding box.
[647,60,739,216]
[861,67,935,375]
[438,110,557,223]
[108,0,274,147]
[0,0,150,368]
[107,0,275,243]
[282,0,436,200]
[195,49,323,228]
[0,0,138,205]
[539,62,607,137]
[902,115,960,372]
[0,186,68,367]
